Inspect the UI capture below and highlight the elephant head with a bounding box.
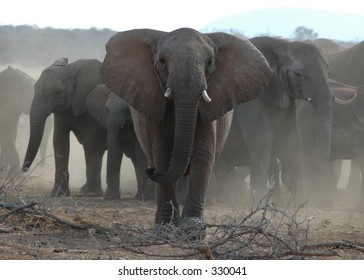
[86,84,131,130]
[0,66,35,115]
[250,37,331,108]
[22,58,103,171]
[101,28,272,185]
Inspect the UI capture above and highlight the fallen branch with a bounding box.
[0,201,38,222]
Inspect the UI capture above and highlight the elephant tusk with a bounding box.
[333,91,358,105]
[306,98,312,102]
[202,90,212,103]
[164,88,172,99]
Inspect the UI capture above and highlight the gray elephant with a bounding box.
[324,41,364,192]
[22,58,107,197]
[309,38,345,55]
[297,79,364,209]
[100,28,271,234]
[214,37,333,206]
[0,66,51,170]
[86,84,155,200]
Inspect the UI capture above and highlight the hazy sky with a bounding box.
[2,0,364,31]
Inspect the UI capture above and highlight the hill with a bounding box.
[0,25,116,68]
[202,7,364,42]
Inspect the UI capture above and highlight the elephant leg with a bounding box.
[51,128,70,197]
[80,146,104,197]
[153,151,180,226]
[0,117,19,171]
[353,134,364,210]
[104,140,123,200]
[346,160,361,193]
[1,139,19,171]
[354,158,364,211]
[130,109,179,225]
[235,101,274,207]
[131,145,155,201]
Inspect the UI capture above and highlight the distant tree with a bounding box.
[291,26,318,41]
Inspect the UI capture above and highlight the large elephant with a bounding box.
[325,41,364,87]
[100,28,271,233]
[22,58,107,197]
[325,41,364,192]
[297,80,364,209]
[214,37,333,206]
[0,66,51,170]
[86,84,155,200]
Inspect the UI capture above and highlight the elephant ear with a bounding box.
[101,29,167,121]
[86,84,110,127]
[200,33,272,122]
[250,37,290,108]
[72,59,103,116]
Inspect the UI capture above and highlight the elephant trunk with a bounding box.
[146,98,198,185]
[22,103,48,171]
[310,81,333,187]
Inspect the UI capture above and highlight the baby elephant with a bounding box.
[86,85,155,200]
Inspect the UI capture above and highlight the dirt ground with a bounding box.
[1,169,364,260]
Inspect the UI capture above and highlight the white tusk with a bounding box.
[306,98,312,102]
[334,91,358,105]
[164,88,172,99]
[202,90,211,102]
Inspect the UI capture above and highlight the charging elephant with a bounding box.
[22,58,107,197]
[86,84,155,200]
[297,79,364,210]
[0,66,51,170]
[101,28,271,234]
[215,37,333,206]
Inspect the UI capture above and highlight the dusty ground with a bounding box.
[1,171,364,260]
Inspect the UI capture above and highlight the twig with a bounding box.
[0,201,38,222]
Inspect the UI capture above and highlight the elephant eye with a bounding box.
[159,58,166,66]
[205,59,215,79]
[206,59,213,69]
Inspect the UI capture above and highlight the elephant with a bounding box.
[22,58,107,197]
[213,37,333,207]
[324,41,364,192]
[100,28,272,234]
[308,38,345,55]
[86,84,155,200]
[325,41,364,87]
[0,66,51,171]
[297,79,364,210]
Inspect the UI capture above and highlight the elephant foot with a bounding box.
[177,218,206,241]
[250,188,271,209]
[104,187,121,200]
[80,183,103,197]
[51,185,71,197]
[154,218,206,241]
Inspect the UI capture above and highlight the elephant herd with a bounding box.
[1,28,364,237]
